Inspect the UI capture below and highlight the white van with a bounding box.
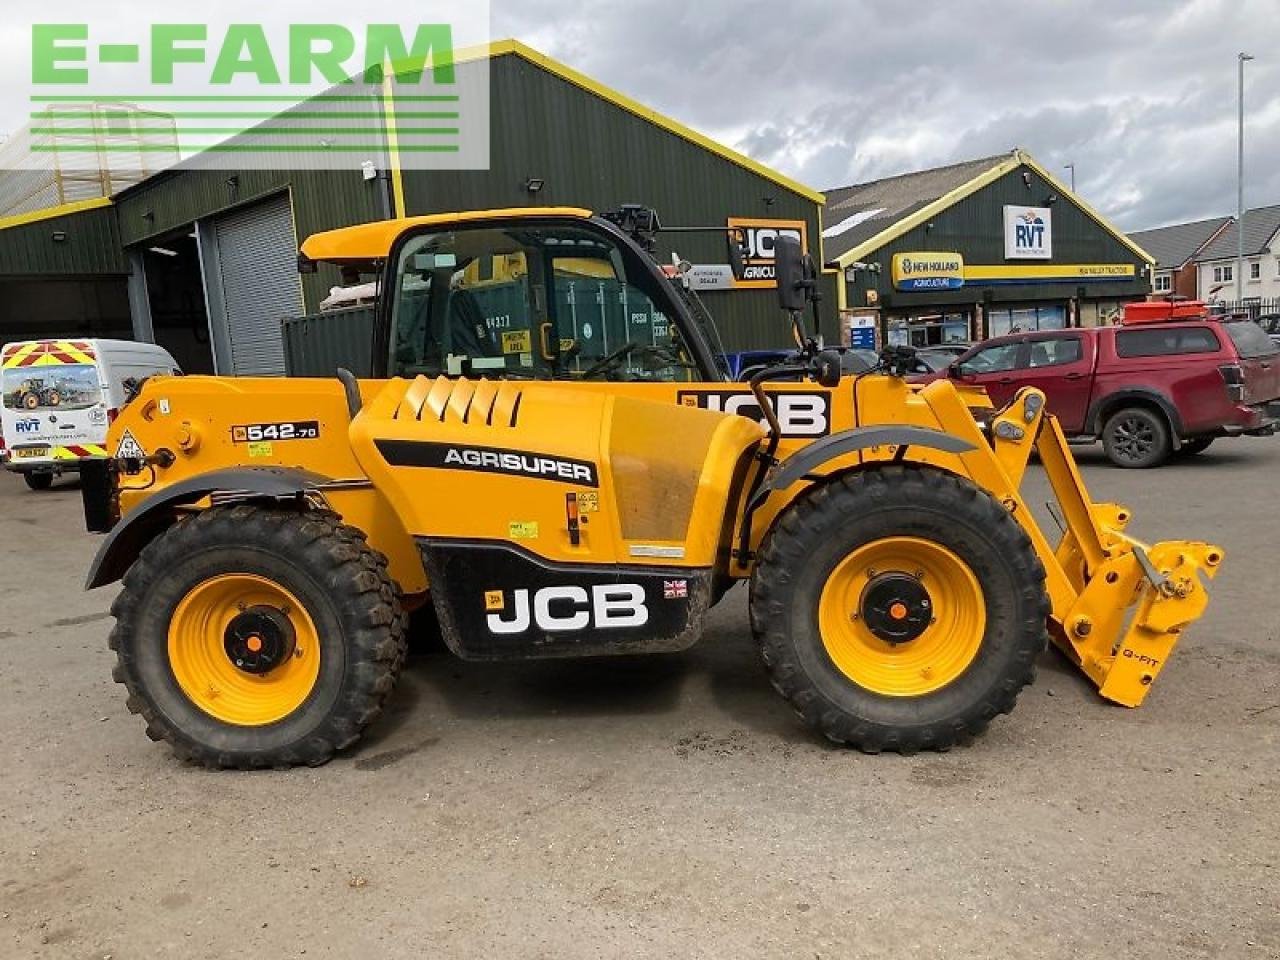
[1,339,179,490]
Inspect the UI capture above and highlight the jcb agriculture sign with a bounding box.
[1004,206,1053,260]
[727,218,808,290]
[20,2,490,173]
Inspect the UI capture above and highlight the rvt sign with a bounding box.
[1004,206,1053,260]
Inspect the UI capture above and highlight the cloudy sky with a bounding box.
[2,1,1275,231]
[493,0,1280,231]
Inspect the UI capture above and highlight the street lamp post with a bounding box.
[1238,52,1254,303]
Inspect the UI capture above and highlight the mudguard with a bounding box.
[759,425,976,497]
[85,467,330,589]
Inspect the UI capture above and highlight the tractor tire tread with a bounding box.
[108,507,407,770]
[750,464,1048,754]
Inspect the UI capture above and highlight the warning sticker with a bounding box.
[508,521,539,540]
[247,441,274,458]
[484,590,505,611]
[115,430,146,460]
[576,492,600,513]
[501,330,532,354]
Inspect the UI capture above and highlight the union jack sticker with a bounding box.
[663,580,688,599]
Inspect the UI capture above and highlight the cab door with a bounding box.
[1018,333,1092,432]
[951,338,1027,409]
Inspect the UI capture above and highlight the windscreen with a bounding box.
[388,222,697,383]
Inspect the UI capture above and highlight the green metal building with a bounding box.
[824,150,1153,349]
[0,41,825,375]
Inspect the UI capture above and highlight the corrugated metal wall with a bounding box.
[24,49,824,355]
[115,169,385,310]
[846,164,1149,310]
[283,306,376,378]
[0,206,128,276]
[398,54,822,351]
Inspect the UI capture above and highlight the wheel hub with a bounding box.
[223,606,296,675]
[859,573,932,645]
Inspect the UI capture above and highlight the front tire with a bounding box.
[109,507,407,769]
[750,465,1048,753]
[1102,406,1171,468]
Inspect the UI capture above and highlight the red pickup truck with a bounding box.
[928,318,1280,467]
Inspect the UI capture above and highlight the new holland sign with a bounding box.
[891,252,965,291]
[1004,206,1053,259]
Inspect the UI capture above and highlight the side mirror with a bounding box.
[811,350,842,388]
[774,234,811,313]
[727,228,748,282]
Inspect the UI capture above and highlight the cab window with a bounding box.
[960,341,1023,374]
[389,223,696,382]
[1028,337,1083,368]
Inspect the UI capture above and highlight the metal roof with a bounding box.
[822,155,1006,263]
[1129,216,1232,270]
[821,149,1154,268]
[1195,205,1280,262]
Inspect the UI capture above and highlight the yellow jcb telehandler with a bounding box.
[81,205,1223,768]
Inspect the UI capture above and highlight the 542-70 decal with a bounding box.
[231,421,320,443]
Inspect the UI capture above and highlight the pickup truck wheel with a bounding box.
[1102,407,1171,469]
[23,472,53,491]
[1176,436,1214,457]
[108,506,407,769]
[750,465,1048,753]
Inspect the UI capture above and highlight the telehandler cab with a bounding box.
[82,206,1223,768]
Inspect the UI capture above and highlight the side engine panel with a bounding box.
[348,376,762,658]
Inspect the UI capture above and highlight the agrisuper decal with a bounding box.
[727,218,808,289]
[375,439,599,487]
[678,390,831,437]
[891,252,965,291]
[1003,206,1052,260]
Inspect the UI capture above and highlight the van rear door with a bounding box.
[0,341,108,465]
[1223,320,1280,404]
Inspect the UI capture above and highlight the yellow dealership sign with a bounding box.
[963,263,1137,284]
[888,258,1138,291]
[891,253,965,291]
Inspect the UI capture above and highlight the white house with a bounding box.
[1195,204,1280,304]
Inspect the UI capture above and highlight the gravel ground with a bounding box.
[1,440,1277,960]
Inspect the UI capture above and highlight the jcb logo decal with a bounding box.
[727,218,808,289]
[677,390,831,437]
[485,585,648,634]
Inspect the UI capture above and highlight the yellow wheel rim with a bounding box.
[818,537,986,697]
[168,574,321,726]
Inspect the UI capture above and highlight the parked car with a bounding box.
[737,347,944,382]
[920,342,973,358]
[1258,314,1280,348]
[718,349,793,380]
[913,319,1280,468]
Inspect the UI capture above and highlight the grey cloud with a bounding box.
[493,0,1279,231]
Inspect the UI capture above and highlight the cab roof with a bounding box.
[300,207,594,264]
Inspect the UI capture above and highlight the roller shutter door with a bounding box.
[212,194,302,376]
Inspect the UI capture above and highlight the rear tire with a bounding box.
[23,472,53,491]
[109,506,407,769]
[750,465,1048,753]
[1102,406,1171,468]
[1176,436,1215,457]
